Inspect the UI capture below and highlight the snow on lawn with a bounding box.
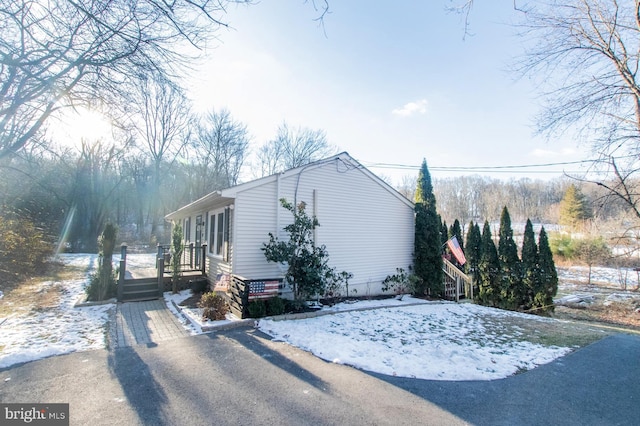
[0,254,113,369]
[558,265,638,289]
[258,302,572,381]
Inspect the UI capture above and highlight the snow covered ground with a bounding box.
[556,265,640,309]
[0,252,629,380]
[0,254,112,369]
[257,301,572,381]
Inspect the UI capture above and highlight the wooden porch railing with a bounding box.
[117,243,167,302]
[156,243,208,274]
[442,257,473,302]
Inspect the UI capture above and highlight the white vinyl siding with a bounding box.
[167,153,414,297]
[232,181,280,278]
[232,158,414,294]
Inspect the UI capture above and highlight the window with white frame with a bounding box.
[208,209,228,258]
[216,212,224,255]
[184,217,191,241]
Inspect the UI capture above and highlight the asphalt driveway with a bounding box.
[0,327,638,425]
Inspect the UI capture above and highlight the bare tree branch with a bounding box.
[0,0,251,159]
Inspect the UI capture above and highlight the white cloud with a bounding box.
[531,147,577,157]
[392,99,428,117]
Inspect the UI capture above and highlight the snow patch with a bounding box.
[0,254,112,369]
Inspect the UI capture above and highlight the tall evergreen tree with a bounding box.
[441,219,449,248]
[414,159,444,297]
[536,226,558,314]
[497,207,522,310]
[478,221,500,307]
[449,219,463,250]
[559,184,592,230]
[465,220,482,295]
[521,219,539,311]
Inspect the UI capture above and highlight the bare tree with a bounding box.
[132,76,192,240]
[0,0,250,159]
[256,122,336,177]
[396,174,417,201]
[515,1,640,220]
[67,139,126,251]
[192,108,250,196]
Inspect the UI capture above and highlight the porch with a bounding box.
[117,244,207,302]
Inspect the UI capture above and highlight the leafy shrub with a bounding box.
[266,297,286,316]
[199,292,229,321]
[247,299,266,318]
[262,199,352,302]
[324,270,354,301]
[0,213,53,288]
[382,267,420,300]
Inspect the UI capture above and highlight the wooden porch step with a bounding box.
[121,295,160,302]
[121,277,160,302]
[123,281,157,292]
[121,288,159,302]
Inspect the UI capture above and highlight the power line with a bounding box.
[361,158,600,174]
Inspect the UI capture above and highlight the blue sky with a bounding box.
[186,1,590,183]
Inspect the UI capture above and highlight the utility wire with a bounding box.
[360,158,609,174]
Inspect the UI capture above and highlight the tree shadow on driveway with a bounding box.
[213,327,330,393]
[108,345,169,424]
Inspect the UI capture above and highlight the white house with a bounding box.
[165,152,415,297]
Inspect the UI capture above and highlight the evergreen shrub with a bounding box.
[247,299,267,318]
[266,297,286,316]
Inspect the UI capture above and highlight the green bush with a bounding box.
[199,292,229,321]
[382,267,420,300]
[171,222,184,294]
[262,198,352,302]
[549,233,575,259]
[85,223,118,301]
[85,260,118,301]
[0,213,53,288]
[247,299,267,318]
[266,297,286,316]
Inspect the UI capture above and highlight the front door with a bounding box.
[195,214,203,268]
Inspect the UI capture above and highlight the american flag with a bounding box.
[446,236,467,265]
[248,280,281,301]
